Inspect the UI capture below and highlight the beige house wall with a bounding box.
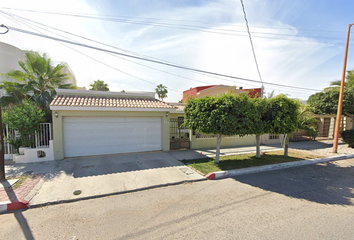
[190,135,256,149]
[52,110,171,160]
[169,112,256,149]
[197,86,244,98]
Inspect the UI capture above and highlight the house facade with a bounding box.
[49,89,256,160]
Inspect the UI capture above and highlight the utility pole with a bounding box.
[0,90,5,181]
[0,25,9,180]
[333,23,354,153]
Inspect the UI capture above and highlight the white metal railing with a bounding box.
[35,123,52,148]
[4,124,16,155]
[3,123,52,154]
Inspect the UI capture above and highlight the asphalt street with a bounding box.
[2,158,354,240]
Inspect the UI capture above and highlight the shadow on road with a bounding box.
[233,161,354,205]
[1,181,34,240]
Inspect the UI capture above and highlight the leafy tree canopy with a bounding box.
[307,88,354,118]
[184,93,256,137]
[2,100,45,148]
[263,95,301,134]
[89,80,109,91]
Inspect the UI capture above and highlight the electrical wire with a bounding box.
[0,7,347,43]
[1,10,247,88]
[4,13,184,93]
[239,0,263,91]
[1,10,325,95]
[2,24,322,93]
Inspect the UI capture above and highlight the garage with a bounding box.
[63,116,162,158]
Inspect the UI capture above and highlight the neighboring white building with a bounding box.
[0,41,77,85]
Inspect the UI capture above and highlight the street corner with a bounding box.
[0,200,29,214]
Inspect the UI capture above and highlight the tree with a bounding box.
[155,84,168,101]
[89,80,109,91]
[307,88,354,123]
[297,105,318,140]
[249,97,267,158]
[2,100,45,149]
[184,93,255,163]
[1,51,75,116]
[324,69,354,91]
[265,96,301,156]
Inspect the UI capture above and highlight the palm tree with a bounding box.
[89,80,109,91]
[1,51,74,113]
[325,69,354,91]
[155,84,168,101]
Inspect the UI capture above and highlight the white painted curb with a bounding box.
[0,202,8,213]
[206,154,354,180]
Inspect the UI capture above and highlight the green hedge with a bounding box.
[342,129,354,148]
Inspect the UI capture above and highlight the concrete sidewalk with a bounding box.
[3,140,352,208]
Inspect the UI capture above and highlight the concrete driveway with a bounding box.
[24,151,205,206]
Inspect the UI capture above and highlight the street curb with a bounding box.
[206,154,354,180]
[0,200,29,214]
[28,177,207,209]
[24,176,46,202]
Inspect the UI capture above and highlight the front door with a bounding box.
[170,117,190,150]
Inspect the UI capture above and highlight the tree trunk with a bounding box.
[215,133,222,164]
[283,134,289,157]
[256,134,261,158]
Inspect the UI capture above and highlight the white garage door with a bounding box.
[63,116,162,157]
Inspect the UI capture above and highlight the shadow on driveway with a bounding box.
[44,150,206,179]
[233,161,354,205]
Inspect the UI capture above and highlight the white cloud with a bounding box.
[0,0,344,101]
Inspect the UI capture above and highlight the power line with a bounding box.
[3,24,322,92]
[2,11,324,95]
[4,13,183,94]
[0,7,347,43]
[240,0,263,90]
[0,11,324,94]
[1,10,246,88]
[1,7,346,33]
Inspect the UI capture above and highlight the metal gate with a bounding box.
[170,117,190,150]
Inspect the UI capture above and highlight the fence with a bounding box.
[3,123,52,154]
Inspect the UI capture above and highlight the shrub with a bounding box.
[2,100,45,150]
[341,129,354,148]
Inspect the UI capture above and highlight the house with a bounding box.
[0,41,77,86]
[50,89,180,159]
[48,88,256,160]
[182,85,262,103]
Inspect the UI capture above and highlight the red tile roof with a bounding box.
[50,95,177,109]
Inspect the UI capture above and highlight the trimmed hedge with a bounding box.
[341,129,354,148]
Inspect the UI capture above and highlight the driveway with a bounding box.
[25,151,205,205]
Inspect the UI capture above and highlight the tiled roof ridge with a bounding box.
[50,95,177,109]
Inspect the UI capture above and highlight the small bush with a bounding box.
[341,129,354,148]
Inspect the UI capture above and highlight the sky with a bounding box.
[0,0,353,102]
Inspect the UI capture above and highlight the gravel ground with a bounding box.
[294,140,354,157]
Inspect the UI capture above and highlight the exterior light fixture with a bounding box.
[55,112,59,118]
[166,112,169,117]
